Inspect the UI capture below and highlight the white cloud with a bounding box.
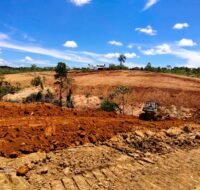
[0,58,13,66]
[173,23,189,30]
[140,42,200,68]
[63,41,78,48]
[0,41,94,64]
[70,0,91,6]
[104,52,137,59]
[127,44,134,49]
[108,40,123,46]
[140,44,172,55]
[135,25,157,36]
[24,56,33,61]
[124,53,138,59]
[143,0,159,11]
[19,56,51,66]
[177,38,197,47]
[22,34,36,42]
[104,53,120,59]
[172,49,200,68]
[0,33,9,40]
[0,40,136,65]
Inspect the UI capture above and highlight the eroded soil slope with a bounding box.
[0,102,199,158]
[4,70,200,108]
[1,126,200,190]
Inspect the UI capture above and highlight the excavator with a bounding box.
[139,101,162,121]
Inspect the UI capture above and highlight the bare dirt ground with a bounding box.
[0,103,200,189]
[4,70,200,108]
[0,102,199,158]
[0,122,200,190]
[1,71,200,189]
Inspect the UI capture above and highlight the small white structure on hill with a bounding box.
[88,64,106,71]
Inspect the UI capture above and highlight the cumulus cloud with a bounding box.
[108,40,123,46]
[63,41,78,48]
[177,38,197,47]
[140,42,200,68]
[174,50,200,68]
[135,25,157,36]
[104,53,120,59]
[104,52,137,59]
[0,33,9,40]
[19,56,51,66]
[24,56,33,61]
[140,44,171,55]
[173,23,189,30]
[70,0,91,6]
[143,0,159,11]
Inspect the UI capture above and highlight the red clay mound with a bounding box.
[0,102,197,158]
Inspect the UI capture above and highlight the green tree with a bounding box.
[55,62,68,107]
[118,54,127,69]
[112,85,130,115]
[145,62,152,71]
[31,76,44,89]
[31,64,37,71]
[100,100,118,112]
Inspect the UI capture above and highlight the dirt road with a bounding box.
[0,141,200,189]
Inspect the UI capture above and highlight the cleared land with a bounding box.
[0,102,200,189]
[0,102,196,158]
[1,71,200,189]
[4,70,200,108]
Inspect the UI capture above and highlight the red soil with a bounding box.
[0,102,198,158]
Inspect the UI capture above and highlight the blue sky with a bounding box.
[0,0,200,68]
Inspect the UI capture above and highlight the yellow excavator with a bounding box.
[139,101,162,121]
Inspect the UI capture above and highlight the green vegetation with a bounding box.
[108,64,128,70]
[0,77,21,99]
[118,54,127,69]
[112,86,130,115]
[31,76,44,89]
[100,100,119,112]
[0,61,199,78]
[141,62,200,77]
[55,62,69,107]
[0,66,55,75]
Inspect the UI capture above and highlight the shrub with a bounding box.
[0,81,21,99]
[100,100,118,112]
[31,76,44,89]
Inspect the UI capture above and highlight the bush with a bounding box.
[31,76,44,89]
[100,100,118,112]
[0,81,21,99]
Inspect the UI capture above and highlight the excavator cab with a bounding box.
[139,101,161,121]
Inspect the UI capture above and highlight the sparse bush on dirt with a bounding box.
[111,85,130,114]
[100,100,119,112]
[0,78,21,100]
[108,64,128,70]
[31,76,44,89]
[55,62,69,107]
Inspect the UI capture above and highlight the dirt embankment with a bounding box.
[4,70,200,108]
[0,102,199,158]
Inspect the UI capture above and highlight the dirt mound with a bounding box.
[2,87,54,103]
[193,109,200,122]
[0,127,200,190]
[0,102,197,158]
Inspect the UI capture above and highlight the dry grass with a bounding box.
[4,70,200,108]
